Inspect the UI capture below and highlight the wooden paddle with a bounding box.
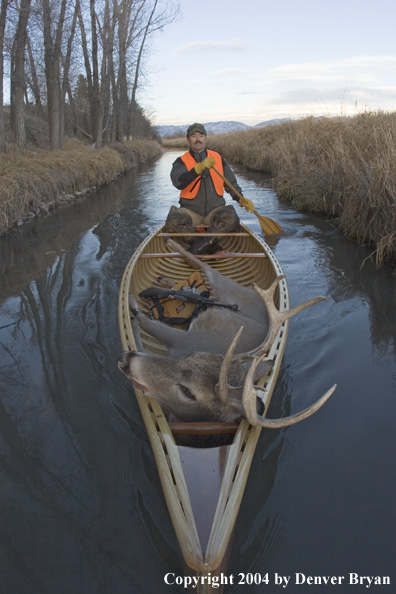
[212,166,283,235]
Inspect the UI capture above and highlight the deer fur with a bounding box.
[118,239,336,425]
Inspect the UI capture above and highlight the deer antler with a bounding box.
[242,356,336,427]
[224,276,335,426]
[217,326,274,407]
[217,328,336,426]
[217,326,244,403]
[235,276,326,362]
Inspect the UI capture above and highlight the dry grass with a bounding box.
[162,137,189,150]
[206,112,396,267]
[0,138,162,234]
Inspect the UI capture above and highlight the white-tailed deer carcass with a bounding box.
[118,239,336,426]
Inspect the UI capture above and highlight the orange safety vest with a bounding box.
[179,150,224,199]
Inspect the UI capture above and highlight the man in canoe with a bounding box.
[165,122,254,254]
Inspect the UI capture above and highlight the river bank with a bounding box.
[0,138,163,236]
[164,112,396,269]
[3,112,396,270]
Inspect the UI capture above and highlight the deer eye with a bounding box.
[179,385,196,401]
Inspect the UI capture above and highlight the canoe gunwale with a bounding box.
[118,223,290,573]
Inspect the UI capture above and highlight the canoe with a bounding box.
[118,224,289,590]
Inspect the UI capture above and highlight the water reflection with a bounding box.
[0,156,185,593]
[0,152,395,593]
[228,167,396,591]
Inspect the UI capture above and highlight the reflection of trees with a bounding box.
[22,253,74,413]
[241,167,396,361]
[0,213,180,591]
[0,375,155,591]
[0,166,153,300]
[365,272,396,358]
[307,227,396,360]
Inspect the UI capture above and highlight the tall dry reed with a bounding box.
[0,139,162,235]
[205,112,396,267]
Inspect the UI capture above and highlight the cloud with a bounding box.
[268,55,396,85]
[209,68,246,77]
[237,91,266,95]
[233,55,396,118]
[147,51,396,125]
[173,40,245,53]
[259,84,396,120]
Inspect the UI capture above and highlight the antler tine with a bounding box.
[237,276,327,361]
[241,356,264,423]
[217,326,244,404]
[242,357,337,427]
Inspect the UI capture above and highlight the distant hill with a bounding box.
[253,118,291,128]
[154,118,291,138]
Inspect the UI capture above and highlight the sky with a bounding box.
[142,0,396,127]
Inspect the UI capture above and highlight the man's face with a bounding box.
[187,132,207,153]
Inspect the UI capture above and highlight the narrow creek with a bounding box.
[1,151,395,593]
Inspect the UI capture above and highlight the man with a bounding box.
[165,122,254,254]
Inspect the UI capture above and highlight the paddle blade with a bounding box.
[211,165,284,235]
[254,211,284,235]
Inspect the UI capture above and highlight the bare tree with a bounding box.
[0,0,10,152]
[10,0,31,149]
[130,0,154,110]
[60,0,78,136]
[76,0,103,147]
[41,0,67,150]
[25,33,43,114]
[3,0,178,150]
[88,0,103,147]
[114,0,146,141]
[98,0,116,142]
[75,0,179,146]
[129,0,178,136]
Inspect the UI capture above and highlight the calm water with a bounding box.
[0,152,395,593]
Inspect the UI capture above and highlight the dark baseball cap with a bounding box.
[186,123,207,137]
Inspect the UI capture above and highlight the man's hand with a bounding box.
[194,157,215,175]
[239,196,255,212]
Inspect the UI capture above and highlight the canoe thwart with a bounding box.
[169,422,240,436]
[158,232,251,237]
[140,252,268,259]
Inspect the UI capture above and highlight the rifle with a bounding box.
[139,286,240,312]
